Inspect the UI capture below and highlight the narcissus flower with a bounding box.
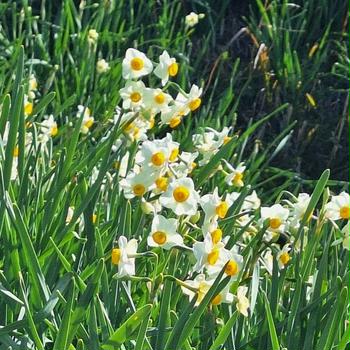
[200,188,239,229]
[289,193,312,227]
[144,88,173,113]
[147,215,183,249]
[176,84,202,114]
[112,236,138,277]
[193,127,231,165]
[325,192,350,221]
[211,284,234,305]
[39,115,58,143]
[122,48,153,80]
[225,162,246,187]
[160,177,200,216]
[261,204,290,237]
[277,244,291,269]
[154,50,179,86]
[96,59,110,73]
[236,286,250,317]
[119,171,156,199]
[119,80,146,110]
[181,274,211,306]
[77,105,94,134]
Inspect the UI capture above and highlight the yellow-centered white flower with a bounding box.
[200,188,239,229]
[159,177,200,216]
[77,105,94,134]
[122,48,153,80]
[175,84,202,115]
[119,80,146,110]
[119,171,156,199]
[111,236,138,277]
[325,192,350,221]
[225,162,246,187]
[143,88,173,113]
[260,204,290,238]
[277,244,292,269]
[154,50,179,86]
[148,215,183,249]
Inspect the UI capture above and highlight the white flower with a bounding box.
[242,190,261,211]
[236,286,249,317]
[185,12,205,28]
[135,138,172,171]
[170,151,198,178]
[261,204,290,237]
[325,192,349,221]
[112,236,138,277]
[122,48,153,80]
[39,115,58,143]
[277,244,291,269]
[192,127,230,165]
[193,233,243,279]
[160,103,187,128]
[77,105,94,134]
[143,88,173,113]
[199,188,239,229]
[96,59,110,73]
[119,80,146,110]
[154,50,179,86]
[225,162,246,187]
[119,171,156,199]
[289,193,311,227]
[159,177,200,216]
[141,198,162,215]
[211,283,234,305]
[175,84,202,114]
[147,215,183,249]
[181,274,211,306]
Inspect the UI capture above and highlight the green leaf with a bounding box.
[102,304,152,350]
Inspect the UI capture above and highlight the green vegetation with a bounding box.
[0,1,348,350]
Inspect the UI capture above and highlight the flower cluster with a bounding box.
[109,49,350,317]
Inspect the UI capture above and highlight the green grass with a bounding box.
[0,1,349,350]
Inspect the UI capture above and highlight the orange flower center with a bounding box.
[211,228,223,244]
[112,248,121,265]
[173,186,190,202]
[130,57,144,71]
[207,248,220,265]
[168,62,179,76]
[151,152,166,166]
[130,92,142,102]
[188,98,201,111]
[152,231,167,245]
[340,206,350,219]
[133,184,146,196]
[225,259,239,276]
[216,201,229,219]
[269,217,282,229]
